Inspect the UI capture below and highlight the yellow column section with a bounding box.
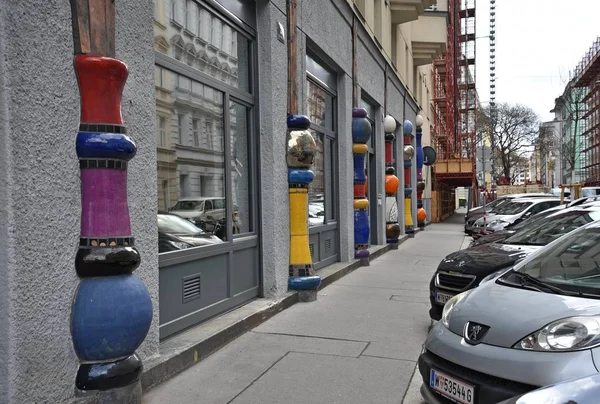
[404,198,413,227]
[289,188,312,265]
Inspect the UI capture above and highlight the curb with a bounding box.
[141,238,406,393]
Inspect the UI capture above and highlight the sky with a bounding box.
[475,0,600,122]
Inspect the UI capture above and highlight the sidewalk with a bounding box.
[143,211,469,404]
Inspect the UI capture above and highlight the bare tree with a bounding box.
[479,103,540,183]
[538,123,577,184]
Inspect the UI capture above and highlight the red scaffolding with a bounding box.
[571,37,600,185]
[430,0,478,220]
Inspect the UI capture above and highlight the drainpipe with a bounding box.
[68,1,152,401]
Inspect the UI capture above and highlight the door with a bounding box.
[306,54,339,269]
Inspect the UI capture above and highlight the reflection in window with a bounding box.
[158,0,249,91]
[156,67,228,245]
[308,129,325,227]
[307,80,333,130]
[230,101,252,234]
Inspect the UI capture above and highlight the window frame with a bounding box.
[157,0,259,267]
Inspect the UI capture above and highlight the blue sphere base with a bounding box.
[386,238,399,243]
[288,276,321,291]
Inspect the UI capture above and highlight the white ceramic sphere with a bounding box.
[416,115,424,127]
[384,115,397,133]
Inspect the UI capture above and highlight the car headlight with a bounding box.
[441,291,469,329]
[515,316,600,351]
[167,240,192,250]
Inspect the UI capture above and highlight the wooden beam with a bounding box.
[69,0,116,56]
[352,15,358,108]
[287,0,298,115]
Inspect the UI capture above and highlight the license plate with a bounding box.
[435,291,454,305]
[430,368,475,404]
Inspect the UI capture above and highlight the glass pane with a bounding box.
[326,137,335,221]
[308,130,325,227]
[307,80,334,130]
[230,100,252,234]
[154,0,250,92]
[157,68,229,254]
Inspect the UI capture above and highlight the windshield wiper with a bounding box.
[510,271,568,295]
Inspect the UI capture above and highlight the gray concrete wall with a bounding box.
[338,74,355,262]
[0,0,158,402]
[257,1,290,297]
[357,35,385,106]
[0,3,9,402]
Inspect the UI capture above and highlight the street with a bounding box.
[143,210,469,404]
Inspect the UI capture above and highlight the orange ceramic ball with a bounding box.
[385,175,400,194]
[417,208,427,222]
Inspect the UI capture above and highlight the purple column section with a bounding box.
[81,169,132,237]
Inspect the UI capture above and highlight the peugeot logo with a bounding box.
[464,321,490,345]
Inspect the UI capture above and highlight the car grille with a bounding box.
[436,272,476,292]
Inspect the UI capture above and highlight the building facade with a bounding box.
[0,0,446,401]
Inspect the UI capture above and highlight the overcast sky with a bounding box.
[475,0,600,122]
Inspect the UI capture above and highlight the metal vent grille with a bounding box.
[309,243,315,257]
[182,274,201,303]
[325,238,332,252]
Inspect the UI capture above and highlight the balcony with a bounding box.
[410,11,447,66]
[390,0,437,24]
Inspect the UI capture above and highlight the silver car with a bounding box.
[419,220,600,404]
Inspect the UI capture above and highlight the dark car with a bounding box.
[158,212,223,253]
[497,373,600,404]
[429,206,600,320]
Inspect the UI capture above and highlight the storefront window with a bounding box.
[155,0,256,254]
[306,75,336,227]
[308,129,325,227]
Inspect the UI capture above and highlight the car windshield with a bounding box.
[582,189,600,197]
[158,214,204,235]
[496,201,532,215]
[504,211,600,246]
[513,225,600,295]
[509,209,559,230]
[172,200,203,210]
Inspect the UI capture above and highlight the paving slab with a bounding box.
[143,212,468,404]
[230,352,415,404]
[143,332,368,404]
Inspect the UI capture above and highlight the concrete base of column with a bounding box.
[298,290,318,302]
[359,258,370,266]
[75,381,142,404]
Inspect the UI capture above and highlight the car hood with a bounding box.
[471,231,514,246]
[438,243,540,275]
[169,210,199,219]
[448,279,600,348]
[177,235,223,245]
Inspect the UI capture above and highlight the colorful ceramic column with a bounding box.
[70,55,153,394]
[353,108,373,259]
[403,120,415,234]
[415,115,426,228]
[384,115,400,244]
[287,115,321,301]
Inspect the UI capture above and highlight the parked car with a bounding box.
[419,219,600,404]
[158,212,223,253]
[470,198,562,234]
[429,206,600,320]
[469,204,567,246]
[464,193,552,232]
[168,197,240,234]
[498,372,600,404]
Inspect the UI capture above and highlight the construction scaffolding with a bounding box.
[430,0,478,220]
[571,37,600,185]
